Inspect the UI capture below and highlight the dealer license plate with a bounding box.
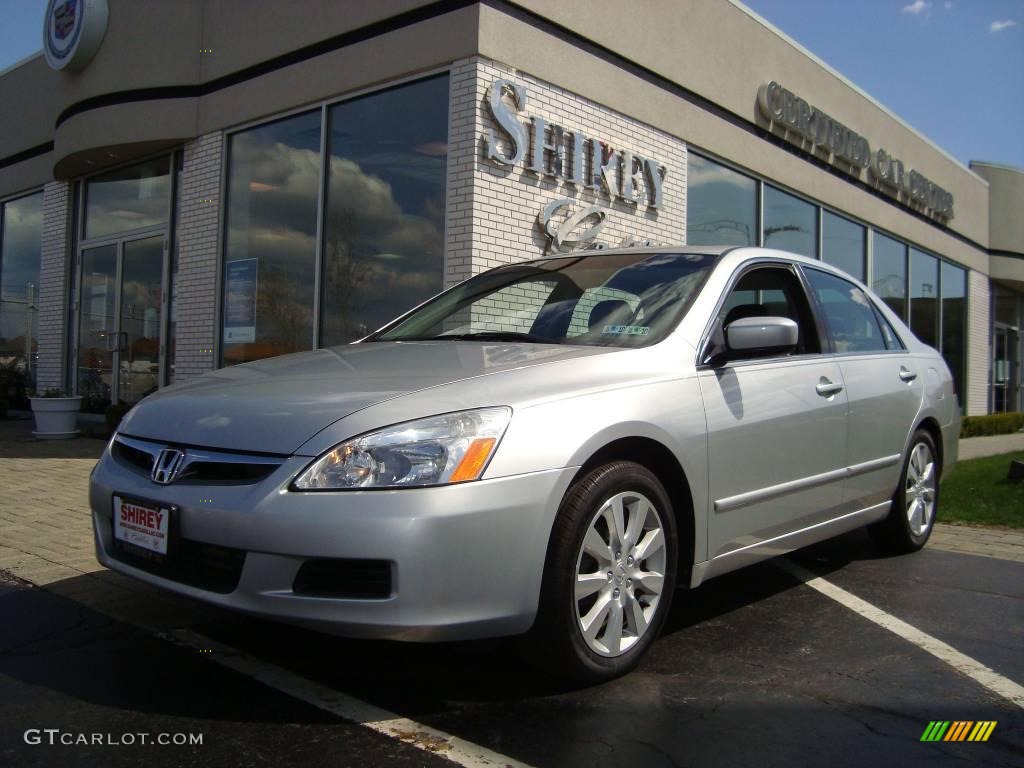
[112,496,172,556]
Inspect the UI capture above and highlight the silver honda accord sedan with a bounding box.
[90,245,959,681]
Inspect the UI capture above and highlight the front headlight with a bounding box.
[291,407,512,490]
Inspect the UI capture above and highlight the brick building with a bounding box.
[0,0,1022,417]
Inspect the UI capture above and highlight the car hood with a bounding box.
[118,341,613,454]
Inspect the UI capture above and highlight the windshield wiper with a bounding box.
[401,331,562,344]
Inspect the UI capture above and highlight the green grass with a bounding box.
[940,451,1024,528]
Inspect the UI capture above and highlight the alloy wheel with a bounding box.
[905,442,937,537]
[573,491,667,657]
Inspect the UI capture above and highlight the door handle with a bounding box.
[899,367,918,383]
[816,377,844,397]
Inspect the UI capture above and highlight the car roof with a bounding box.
[510,244,881,299]
[528,245,733,260]
[520,245,847,279]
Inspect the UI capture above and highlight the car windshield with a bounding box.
[368,251,718,348]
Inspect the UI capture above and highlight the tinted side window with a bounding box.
[719,266,820,357]
[873,306,906,350]
[805,268,888,353]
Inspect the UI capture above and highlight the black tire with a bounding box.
[525,461,678,683]
[869,428,940,554]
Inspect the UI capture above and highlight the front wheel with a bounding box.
[869,429,940,553]
[526,461,678,683]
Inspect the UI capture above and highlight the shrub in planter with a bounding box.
[0,359,29,410]
[105,402,132,434]
[960,412,1024,438]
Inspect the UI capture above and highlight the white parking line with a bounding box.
[164,628,534,768]
[777,559,1024,710]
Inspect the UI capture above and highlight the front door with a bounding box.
[698,264,849,563]
[77,233,167,408]
[699,358,850,561]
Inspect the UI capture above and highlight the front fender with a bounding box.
[484,376,710,563]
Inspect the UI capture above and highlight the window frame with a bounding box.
[909,247,940,348]
[685,153,759,247]
[0,187,46,395]
[219,105,324,366]
[762,183,819,259]
[820,209,866,282]
[215,68,452,367]
[0,187,46,298]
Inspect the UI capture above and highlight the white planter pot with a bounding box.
[29,396,83,439]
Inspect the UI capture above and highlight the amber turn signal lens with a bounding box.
[448,437,497,483]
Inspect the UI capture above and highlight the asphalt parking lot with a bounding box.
[0,423,1022,767]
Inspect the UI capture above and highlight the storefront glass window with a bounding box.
[686,154,757,246]
[821,211,865,281]
[910,249,939,348]
[763,185,817,258]
[222,110,322,365]
[0,191,44,401]
[321,75,449,345]
[994,286,1021,327]
[940,261,966,407]
[167,153,182,384]
[872,232,907,320]
[85,156,171,240]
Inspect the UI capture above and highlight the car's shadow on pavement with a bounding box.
[664,527,899,637]
[0,572,338,725]
[187,528,906,711]
[5,548,1019,768]
[1,527,906,721]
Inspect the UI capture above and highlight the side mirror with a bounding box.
[725,316,798,355]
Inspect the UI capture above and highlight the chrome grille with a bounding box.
[111,434,286,485]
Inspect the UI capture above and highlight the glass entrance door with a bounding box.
[118,235,164,404]
[77,244,118,410]
[76,234,166,409]
[993,324,1020,413]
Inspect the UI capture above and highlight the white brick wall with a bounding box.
[35,181,72,392]
[966,269,990,415]
[445,57,686,283]
[444,59,479,288]
[174,132,223,382]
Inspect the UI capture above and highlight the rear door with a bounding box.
[802,267,923,511]
[698,263,849,562]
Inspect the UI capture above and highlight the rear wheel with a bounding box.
[527,461,677,683]
[869,429,939,553]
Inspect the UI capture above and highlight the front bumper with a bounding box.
[90,445,576,641]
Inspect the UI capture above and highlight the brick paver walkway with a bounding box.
[0,419,222,629]
[0,418,1022,625]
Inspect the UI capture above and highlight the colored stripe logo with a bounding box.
[920,721,997,742]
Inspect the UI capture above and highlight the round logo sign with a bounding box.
[43,0,108,71]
